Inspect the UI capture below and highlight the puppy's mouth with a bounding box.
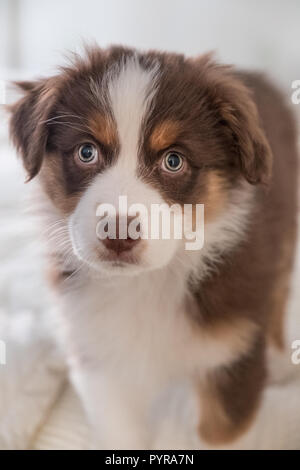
[92,247,147,277]
[97,248,140,266]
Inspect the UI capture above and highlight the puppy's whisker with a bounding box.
[63,260,86,285]
[43,222,68,237]
[41,114,86,124]
[46,122,87,133]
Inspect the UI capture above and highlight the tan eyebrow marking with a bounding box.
[88,113,118,147]
[149,120,180,151]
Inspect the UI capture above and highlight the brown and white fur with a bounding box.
[8,46,299,449]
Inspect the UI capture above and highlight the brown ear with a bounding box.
[193,55,272,185]
[8,79,57,180]
[217,75,273,185]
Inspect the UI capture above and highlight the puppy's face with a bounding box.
[9,47,272,276]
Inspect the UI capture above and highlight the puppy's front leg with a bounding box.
[71,368,149,450]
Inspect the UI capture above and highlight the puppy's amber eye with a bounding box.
[78,143,98,164]
[162,152,184,173]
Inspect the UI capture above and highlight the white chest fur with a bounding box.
[53,262,254,449]
[58,262,246,389]
[56,267,200,448]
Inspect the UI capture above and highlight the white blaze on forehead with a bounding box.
[107,56,159,172]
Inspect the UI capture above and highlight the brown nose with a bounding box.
[101,215,140,255]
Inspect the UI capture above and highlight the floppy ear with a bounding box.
[8,79,57,180]
[217,75,273,185]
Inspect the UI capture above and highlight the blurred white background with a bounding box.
[1,0,300,139]
[0,0,300,87]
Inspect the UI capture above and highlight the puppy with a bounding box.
[9,46,298,449]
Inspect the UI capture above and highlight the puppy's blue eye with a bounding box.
[78,143,98,163]
[163,152,184,172]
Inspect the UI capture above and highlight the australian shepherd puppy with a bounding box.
[9,46,298,449]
